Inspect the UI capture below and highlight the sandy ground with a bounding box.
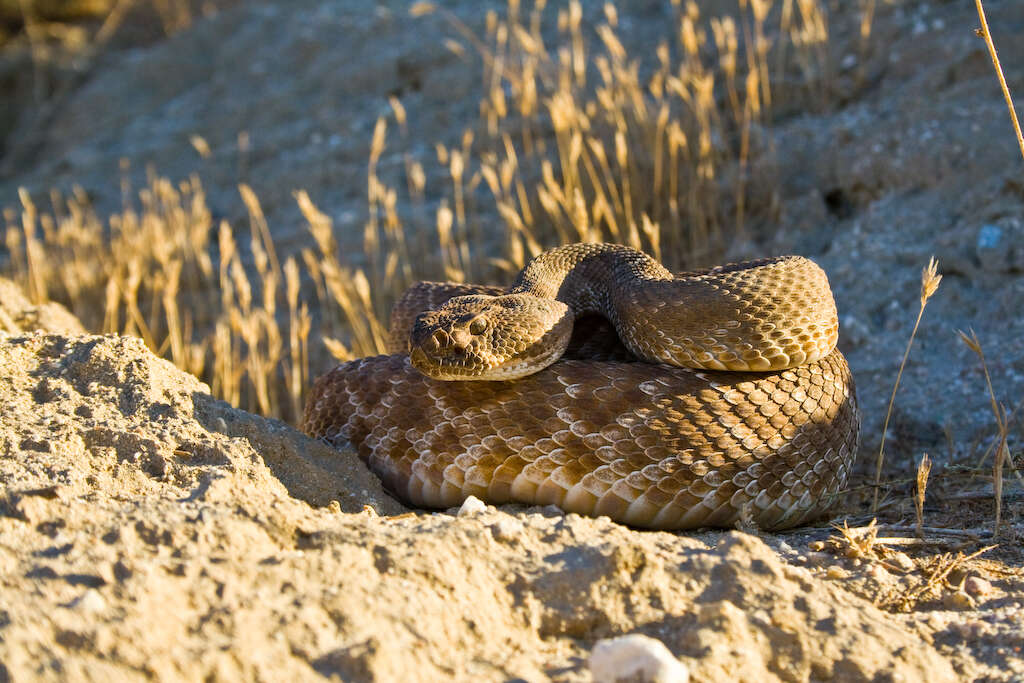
[0,326,992,681]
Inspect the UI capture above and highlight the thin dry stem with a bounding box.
[915,453,932,538]
[873,258,942,512]
[958,328,1011,537]
[974,0,1024,162]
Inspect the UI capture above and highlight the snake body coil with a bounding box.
[303,244,859,530]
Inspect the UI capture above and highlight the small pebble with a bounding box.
[977,223,1002,249]
[807,540,826,552]
[889,551,915,572]
[866,564,890,581]
[805,551,831,567]
[72,589,107,614]
[977,223,1009,272]
[457,495,486,517]
[590,634,689,683]
[489,518,524,542]
[965,576,993,598]
[951,621,984,639]
[826,565,848,580]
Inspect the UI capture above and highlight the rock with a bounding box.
[457,495,486,516]
[965,576,993,598]
[590,634,689,683]
[890,551,915,572]
[489,516,524,542]
[976,223,1008,272]
[826,565,849,580]
[866,563,891,581]
[0,333,404,514]
[70,588,107,614]
[975,219,1024,274]
[944,590,975,610]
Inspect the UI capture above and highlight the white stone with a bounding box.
[489,517,524,542]
[590,634,688,683]
[72,589,107,614]
[457,495,486,517]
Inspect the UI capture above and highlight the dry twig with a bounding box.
[974,0,1024,162]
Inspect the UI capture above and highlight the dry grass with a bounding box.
[974,0,1024,163]
[914,453,932,538]
[872,257,941,512]
[406,0,839,276]
[4,174,313,420]
[2,0,866,425]
[958,329,1017,538]
[7,0,206,39]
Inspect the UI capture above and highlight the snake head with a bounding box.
[408,294,573,380]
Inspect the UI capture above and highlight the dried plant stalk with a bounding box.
[873,258,942,511]
[974,0,1024,161]
[914,453,932,538]
[958,328,1010,537]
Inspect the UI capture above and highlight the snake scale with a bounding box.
[302,244,859,530]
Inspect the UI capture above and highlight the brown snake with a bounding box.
[302,244,859,530]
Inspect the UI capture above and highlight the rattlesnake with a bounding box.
[302,244,859,530]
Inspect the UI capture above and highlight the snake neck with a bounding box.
[508,243,670,319]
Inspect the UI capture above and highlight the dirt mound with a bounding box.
[0,277,85,335]
[0,334,961,681]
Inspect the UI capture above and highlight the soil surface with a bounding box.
[2,0,1024,681]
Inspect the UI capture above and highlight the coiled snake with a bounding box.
[302,244,859,530]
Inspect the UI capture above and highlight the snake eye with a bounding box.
[469,317,487,335]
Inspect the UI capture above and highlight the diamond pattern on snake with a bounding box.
[303,243,859,530]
